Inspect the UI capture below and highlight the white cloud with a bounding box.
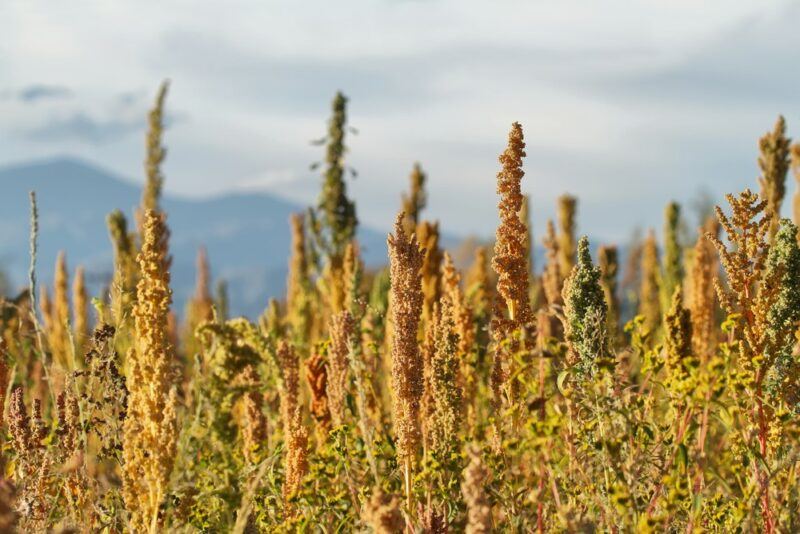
[0,0,797,242]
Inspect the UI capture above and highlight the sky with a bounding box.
[1,0,799,244]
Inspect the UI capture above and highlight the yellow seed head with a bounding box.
[557,194,578,279]
[387,213,425,465]
[639,231,661,336]
[122,209,178,532]
[72,265,89,355]
[327,310,356,429]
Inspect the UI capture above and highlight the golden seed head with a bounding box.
[327,310,356,429]
[122,209,178,532]
[387,212,425,464]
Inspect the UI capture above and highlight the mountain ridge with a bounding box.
[0,156,390,317]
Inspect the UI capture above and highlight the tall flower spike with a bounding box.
[183,247,214,360]
[286,213,312,345]
[557,194,578,280]
[107,209,137,330]
[491,122,533,418]
[441,252,476,430]
[541,219,562,307]
[757,115,791,239]
[192,247,213,322]
[279,340,300,442]
[401,162,427,236]
[706,189,771,335]
[429,295,463,457]
[52,251,71,370]
[639,230,661,337]
[241,365,267,464]
[706,192,795,531]
[417,220,443,327]
[327,310,356,429]
[763,219,800,410]
[187,248,213,324]
[141,81,169,216]
[387,212,425,502]
[122,209,178,533]
[465,246,492,320]
[279,340,309,504]
[312,93,358,319]
[305,352,330,439]
[9,387,33,455]
[661,201,684,310]
[441,252,475,358]
[342,241,364,320]
[663,287,696,399]
[491,122,533,327]
[562,236,609,376]
[688,232,717,361]
[620,230,643,313]
[72,265,89,355]
[597,245,620,345]
[317,91,357,265]
[39,285,52,341]
[215,279,229,321]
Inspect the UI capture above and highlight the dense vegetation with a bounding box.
[1,84,800,532]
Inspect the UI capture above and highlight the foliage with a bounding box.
[3,94,800,534]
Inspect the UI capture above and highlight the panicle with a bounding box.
[661,201,684,309]
[428,296,463,456]
[597,245,620,344]
[688,233,717,360]
[141,81,169,217]
[441,252,475,359]
[466,246,492,319]
[663,287,696,398]
[541,219,563,307]
[286,213,312,344]
[278,340,308,503]
[639,230,661,336]
[51,251,71,370]
[490,122,533,427]
[305,352,330,438]
[562,236,609,376]
[387,212,425,465]
[557,194,578,279]
[72,265,89,355]
[122,209,178,532]
[401,163,427,236]
[757,116,791,239]
[327,310,356,429]
[316,91,357,265]
[107,209,137,330]
[417,220,443,326]
[492,122,532,328]
[240,365,267,464]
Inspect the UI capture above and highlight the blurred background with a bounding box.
[0,0,798,316]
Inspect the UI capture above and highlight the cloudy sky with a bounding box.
[1,0,798,243]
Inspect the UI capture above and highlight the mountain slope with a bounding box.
[0,157,389,317]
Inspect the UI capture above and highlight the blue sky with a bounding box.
[1,0,798,243]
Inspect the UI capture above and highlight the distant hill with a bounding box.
[0,157,390,318]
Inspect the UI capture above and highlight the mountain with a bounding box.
[0,157,390,317]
